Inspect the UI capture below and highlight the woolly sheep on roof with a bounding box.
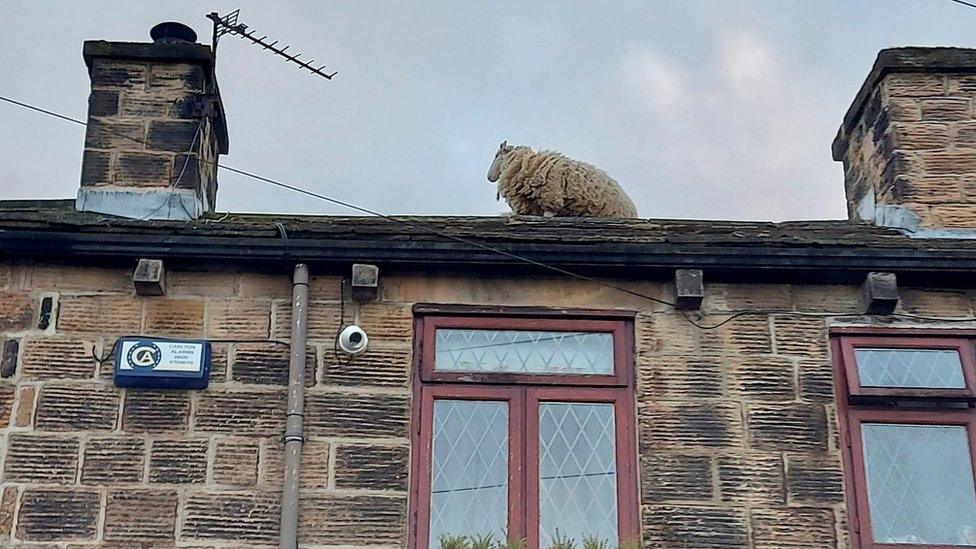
[486,141,638,219]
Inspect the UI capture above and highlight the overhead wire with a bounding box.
[6,94,976,329]
[947,0,976,10]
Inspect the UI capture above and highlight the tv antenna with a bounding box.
[207,10,337,80]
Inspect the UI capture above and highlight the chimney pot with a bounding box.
[150,22,198,44]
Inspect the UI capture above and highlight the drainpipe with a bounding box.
[280,263,309,548]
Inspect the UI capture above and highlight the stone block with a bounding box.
[122,390,190,432]
[883,73,945,97]
[87,89,119,116]
[182,492,280,543]
[922,150,976,174]
[28,265,131,293]
[305,391,410,439]
[674,269,704,310]
[194,389,286,436]
[0,339,18,378]
[921,98,971,121]
[772,315,829,357]
[90,59,147,87]
[213,439,259,486]
[900,288,972,316]
[120,92,176,117]
[167,270,238,297]
[751,507,836,548]
[144,298,204,337]
[84,119,144,150]
[17,489,100,541]
[639,453,713,503]
[14,385,34,427]
[322,343,410,387]
[635,312,696,355]
[81,437,146,484]
[0,383,11,427]
[747,403,829,452]
[792,284,863,313]
[57,295,142,334]
[0,291,32,331]
[716,452,784,504]
[0,486,14,537]
[890,121,950,149]
[928,203,976,227]
[639,402,744,450]
[79,149,112,186]
[231,342,315,386]
[636,354,723,400]
[37,295,54,330]
[785,453,846,505]
[273,300,341,341]
[703,283,792,313]
[146,120,199,153]
[206,299,270,339]
[4,434,79,483]
[35,384,118,431]
[238,273,293,299]
[863,272,899,315]
[698,314,772,355]
[727,356,796,401]
[357,303,413,343]
[798,359,836,402]
[116,152,172,187]
[298,494,406,545]
[149,63,205,92]
[887,175,964,203]
[149,439,208,484]
[20,339,95,380]
[104,489,178,542]
[334,444,409,491]
[260,439,330,489]
[642,505,748,548]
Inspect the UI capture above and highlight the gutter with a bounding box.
[4,228,976,277]
[280,264,309,548]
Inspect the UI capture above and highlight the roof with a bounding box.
[4,200,976,284]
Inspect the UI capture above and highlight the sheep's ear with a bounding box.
[500,140,507,149]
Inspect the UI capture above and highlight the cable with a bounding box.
[8,94,976,331]
[948,0,976,10]
[0,94,677,310]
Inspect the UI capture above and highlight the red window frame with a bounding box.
[409,307,639,549]
[833,327,976,549]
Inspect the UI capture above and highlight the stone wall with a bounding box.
[2,261,973,547]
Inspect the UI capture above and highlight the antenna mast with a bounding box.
[207,10,337,80]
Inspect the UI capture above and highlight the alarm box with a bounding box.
[114,337,211,390]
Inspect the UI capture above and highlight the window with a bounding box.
[410,307,639,549]
[834,330,976,548]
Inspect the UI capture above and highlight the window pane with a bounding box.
[855,348,965,389]
[861,423,976,545]
[429,400,509,543]
[539,402,617,547]
[435,329,614,375]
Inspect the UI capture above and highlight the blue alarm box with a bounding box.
[114,337,211,390]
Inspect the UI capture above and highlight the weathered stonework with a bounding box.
[5,259,976,547]
[834,48,976,228]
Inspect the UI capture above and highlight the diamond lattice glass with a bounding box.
[538,402,618,546]
[435,329,614,375]
[429,400,509,543]
[862,423,976,545]
[855,348,965,389]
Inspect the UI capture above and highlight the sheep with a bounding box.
[486,141,638,218]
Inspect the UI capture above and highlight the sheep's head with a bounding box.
[487,140,514,183]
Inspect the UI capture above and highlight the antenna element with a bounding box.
[207,10,337,80]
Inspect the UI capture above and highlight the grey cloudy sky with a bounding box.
[1,1,974,220]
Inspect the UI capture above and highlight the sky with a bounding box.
[1,1,975,221]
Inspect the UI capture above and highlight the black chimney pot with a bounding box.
[150,22,197,44]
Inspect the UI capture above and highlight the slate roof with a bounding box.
[3,199,976,283]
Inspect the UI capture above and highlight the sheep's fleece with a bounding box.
[486,141,638,218]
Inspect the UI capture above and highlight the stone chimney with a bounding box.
[833,48,976,231]
[76,22,228,220]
